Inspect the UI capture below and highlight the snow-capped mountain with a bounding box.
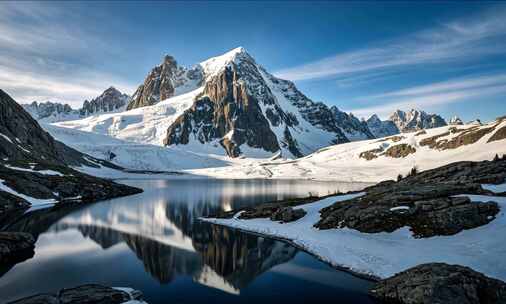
[389,109,447,132]
[50,48,454,159]
[80,87,130,116]
[22,101,80,123]
[330,106,375,141]
[22,87,130,123]
[127,55,202,110]
[449,116,464,125]
[366,114,399,138]
[58,47,386,158]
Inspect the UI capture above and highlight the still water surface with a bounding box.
[0,179,376,303]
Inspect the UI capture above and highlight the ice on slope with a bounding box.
[203,188,506,281]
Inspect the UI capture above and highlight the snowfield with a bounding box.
[44,116,506,182]
[202,186,506,281]
[53,88,203,145]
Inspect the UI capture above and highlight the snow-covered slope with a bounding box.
[45,113,506,184]
[187,117,506,182]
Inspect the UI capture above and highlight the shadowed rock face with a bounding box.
[369,263,506,304]
[316,159,506,237]
[0,232,35,277]
[164,64,280,157]
[331,106,375,140]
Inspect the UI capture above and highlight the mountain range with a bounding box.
[38,47,448,158]
[22,87,130,123]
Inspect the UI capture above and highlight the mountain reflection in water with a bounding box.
[0,179,375,304]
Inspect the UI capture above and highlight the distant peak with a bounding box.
[162,54,177,64]
[199,47,255,79]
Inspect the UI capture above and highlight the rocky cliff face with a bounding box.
[127,55,203,110]
[366,114,400,138]
[162,47,349,158]
[390,109,447,132]
[80,87,129,116]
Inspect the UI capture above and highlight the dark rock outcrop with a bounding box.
[80,87,129,116]
[270,207,306,223]
[0,232,35,265]
[8,284,144,304]
[315,159,506,237]
[369,263,506,304]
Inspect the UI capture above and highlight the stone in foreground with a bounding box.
[8,284,145,304]
[270,207,307,223]
[0,232,35,264]
[369,263,506,304]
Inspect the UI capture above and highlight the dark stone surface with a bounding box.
[315,159,506,237]
[0,232,35,264]
[369,263,506,304]
[8,284,143,304]
[270,207,307,223]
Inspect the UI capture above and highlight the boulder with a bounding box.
[270,207,307,223]
[369,263,506,304]
[0,232,35,264]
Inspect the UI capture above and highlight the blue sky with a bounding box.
[1,1,506,122]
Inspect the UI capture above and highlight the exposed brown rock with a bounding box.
[488,125,506,143]
[369,263,506,304]
[383,143,416,158]
[359,148,384,160]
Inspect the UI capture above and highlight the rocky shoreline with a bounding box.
[203,157,506,303]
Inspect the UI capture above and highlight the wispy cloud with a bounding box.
[275,7,506,81]
[0,2,135,107]
[347,73,506,119]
